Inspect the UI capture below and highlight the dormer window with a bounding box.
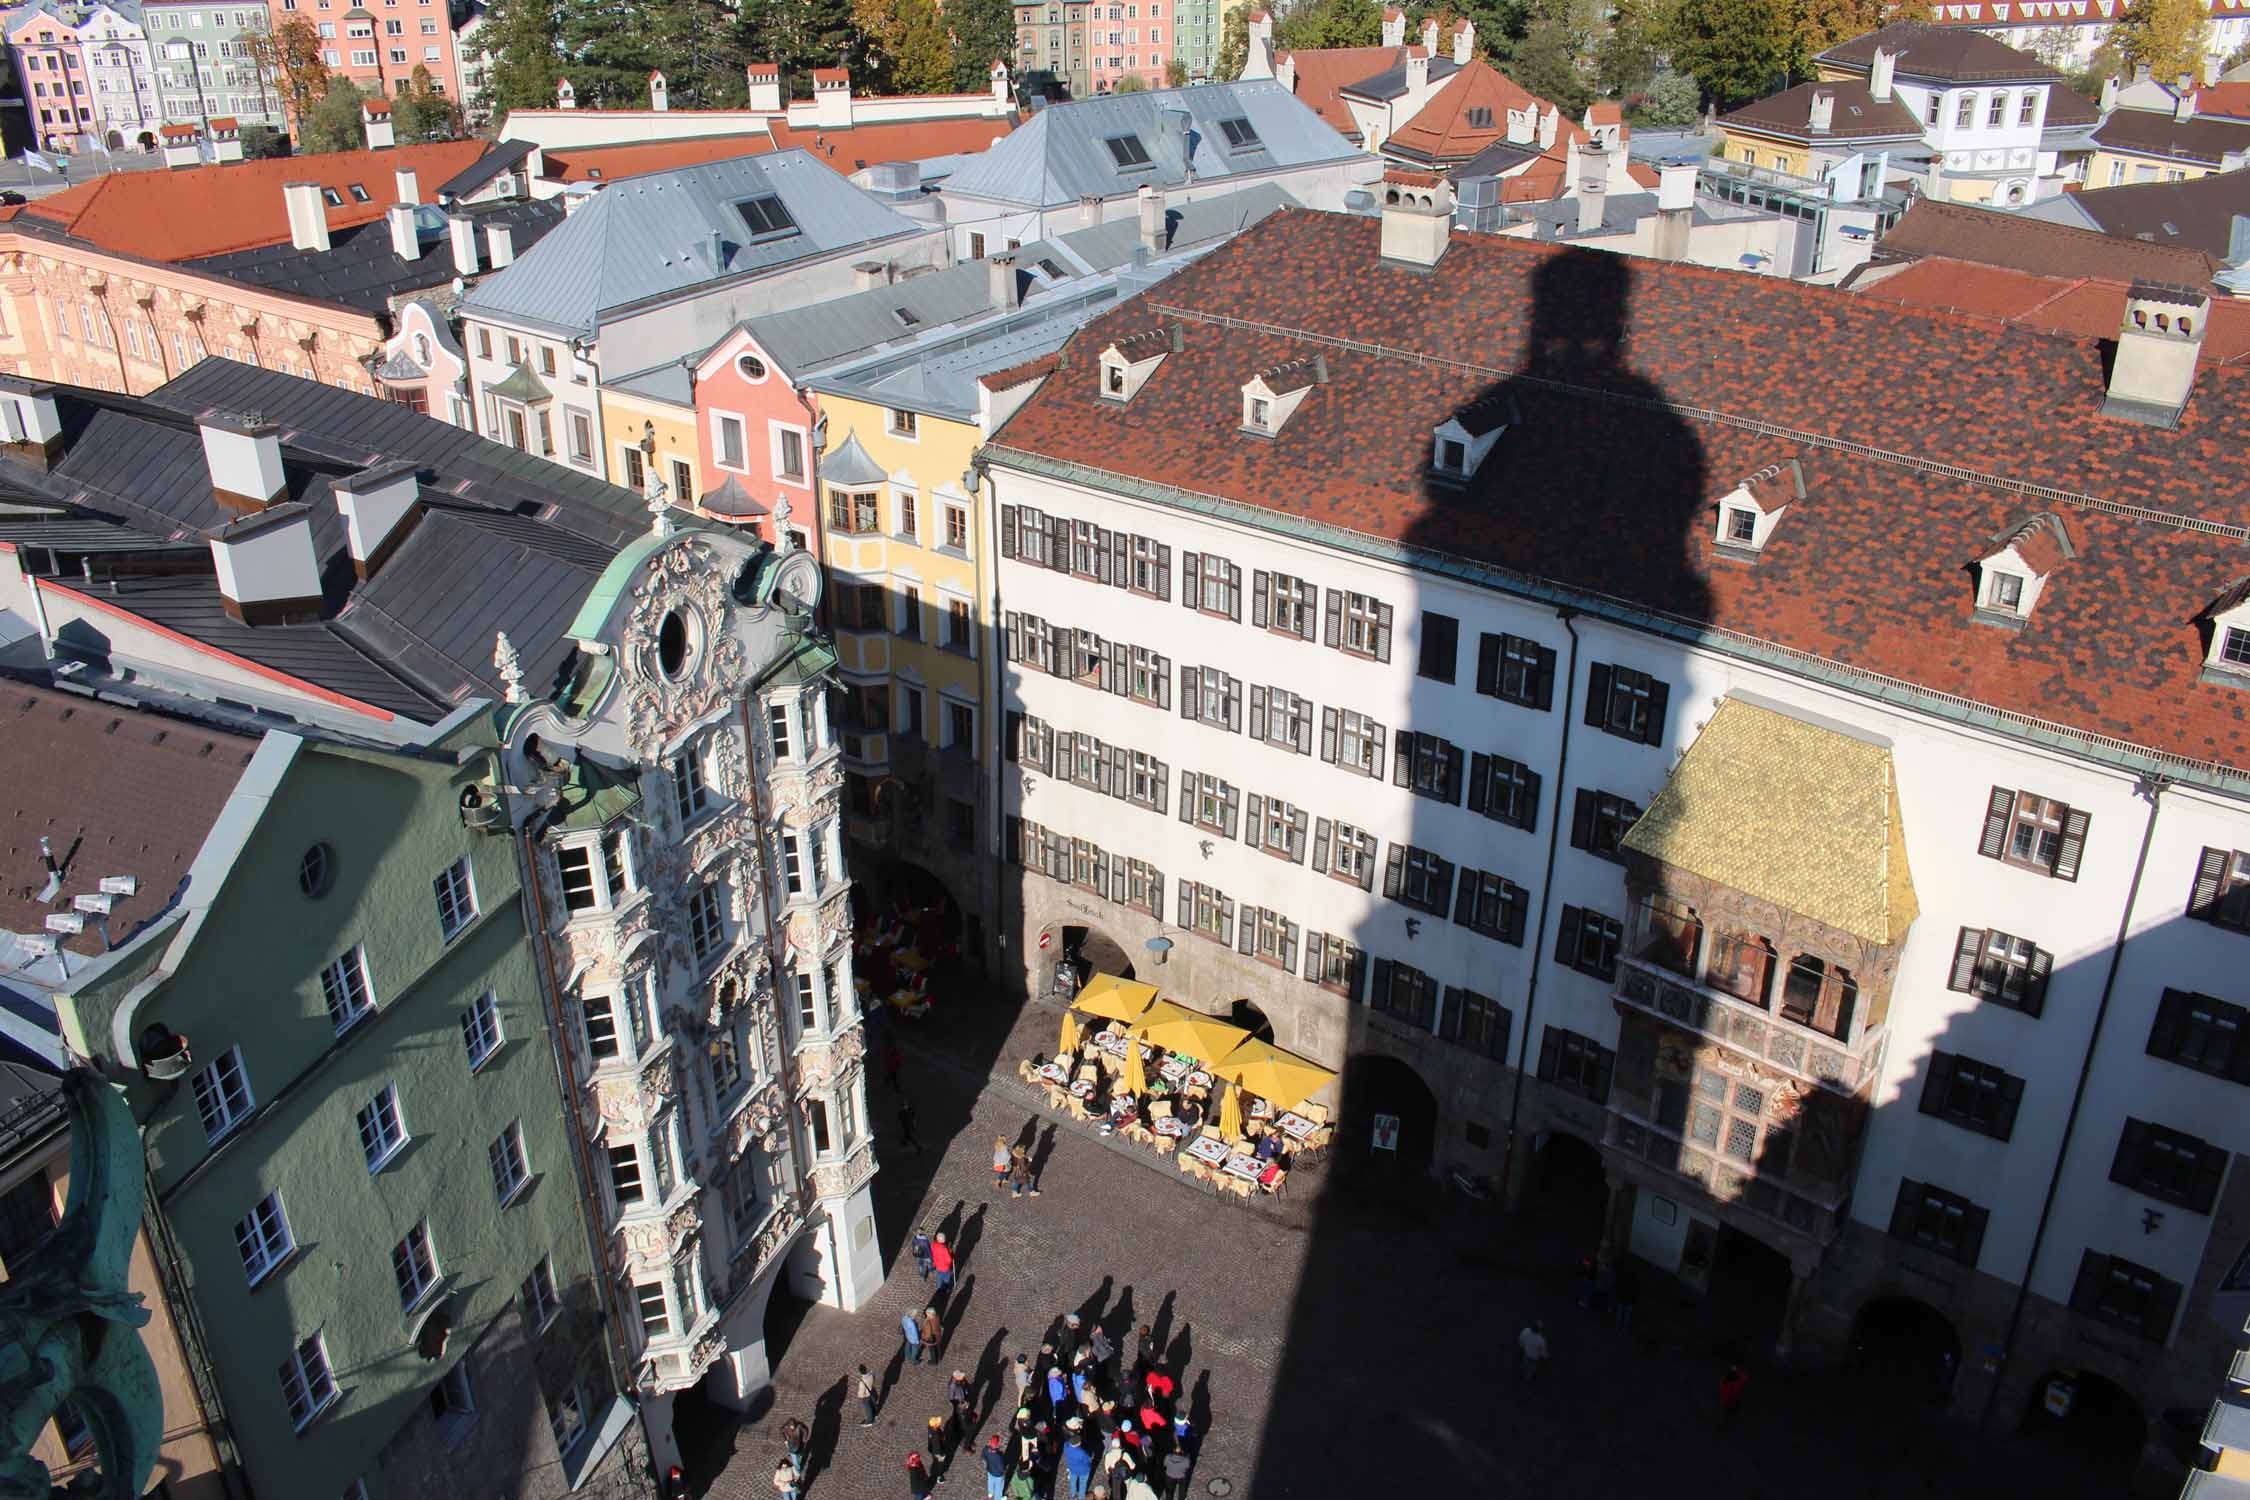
[2198,579,2250,682]
[1711,461,1799,558]
[1724,507,1756,545]
[1439,438,1466,472]
[1240,357,1322,437]
[2221,625,2250,669]
[1099,328,1173,403]
[1217,116,1262,150]
[1985,571,2026,613]
[1973,513,2072,625]
[1248,397,1271,429]
[1430,398,1510,482]
[1106,365,1125,395]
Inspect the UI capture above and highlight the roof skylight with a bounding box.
[734,193,799,240]
[1217,116,1262,150]
[1105,134,1152,168]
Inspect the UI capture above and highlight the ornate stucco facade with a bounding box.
[495,505,879,1474]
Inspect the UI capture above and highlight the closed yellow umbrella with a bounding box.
[1217,1082,1244,1142]
[1059,1011,1081,1057]
[1130,1000,1250,1064]
[1123,1036,1148,1097]
[1211,1038,1338,1115]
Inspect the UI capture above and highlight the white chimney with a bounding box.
[1658,158,1696,211]
[332,459,422,578]
[1080,194,1104,226]
[1405,51,1429,99]
[387,203,420,260]
[282,181,330,252]
[1244,10,1274,79]
[747,64,783,113]
[2100,74,2120,113]
[1452,17,1473,65]
[0,378,63,460]
[556,76,577,109]
[1378,173,1452,268]
[1419,15,1438,53]
[989,251,1020,310]
[395,166,418,205]
[1379,5,1403,47]
[1576,139,1609,235]
[1137,183,1166,255]
[485,223,514,268]
[2105,284,2209,424]
[1870,46,1896,102]
[449,213,480,275]
[210,121,243,163]
[2176,81,2197,122]
[1537,105,1559,151]
[209,503,322,626]
[1807,90,1834,133]
[1506,106,1534,145]
[199,412,287,509]
[853,259,890,291]
[814,69,850,129]
[650,69,669,110]
[990,58,1010,105]
[362,100,394,150]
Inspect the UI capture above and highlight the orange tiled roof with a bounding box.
[14,140,489,260]
[1277,45,1407,139]
[542,134,776,183]
[2192,82,2250,119]
[1384,59,1558,166]
[1853,256,2250,361]
[765,114,1015,170]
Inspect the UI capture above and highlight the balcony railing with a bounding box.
[1601,1105,1848,1247]
[1614,956,1881,1095]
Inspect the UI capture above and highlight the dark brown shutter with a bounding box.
[1369,957,1394,1010]
[1252,570,1270,627]
[1433,857,1456,914]
[1889,1179,1922,1240]
[1149,871,1163,919]
[1238,910,1256,957]
[2194,1140,2231,1214]
[1005,711,1023,763]
[1227,679,1243,734]
[1467,752,1491,815]
[2190,846,2230,921]
[1320,706,1338,763]
[1106,637,1128,696]
[2144,1273,2183,1342]
[2023,947,2052,1017]
[1000,505,1019,559]
[1369,725,1387,781]
[1585,664,1612,728]
[1978,786,2014,860]
[1153,762,1169,817]
[1948,928,1982,993]
[2148,988,2188,1060]
[1178,772,1196,825]
[1441,743,1463,804]
[1222,785,1239,840]
[1537,1026,1560,1080]
[1533,644,1556,710]
[1107,528,1128,588]
[2109,1117,2149,1189]
[1918,1051,1956,1118]
[1324,589,1342,647]
[1993,1072,2024,1140]
[1374,601,1394,662]
[1960,1203,1989,1267]
[1392,729,1412,789]
[1555,905,1583,968]
[1289,809,1308,862]
[1156,659,1172,711]
[1177,882,1192,929]
[1383,844,1405,898]
[1476,633,1500,695]
[1304,934,1324,982]
[1591,1044,1614,1104]
[1572,789,1596,851]
[1504,886,1528,944]
[2069,1250,2106,1314]
[1454,871,1477,927]
[1244,792,1265,850]
[1047,514,1069,569]
[1248,685,1268,742]
[1005,816,1022,862]
[1517,767,1542,832]
[1179,666,1199,721]
[1181,551,1201,610]
[1642,677,1670,745]
[1281,921,1298,973]
[2051,806,2089,881]
[1311,817,1332,873]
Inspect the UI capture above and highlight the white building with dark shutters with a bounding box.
[975,182,2250,1488]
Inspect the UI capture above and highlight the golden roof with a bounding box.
[1620,698,1918,946]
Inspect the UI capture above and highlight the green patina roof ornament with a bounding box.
[0,1071,162,1499]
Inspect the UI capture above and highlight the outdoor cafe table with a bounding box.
[1182,1133,1231,1168]
[1219,1151,1263,1182]
[1069,1079,1097,1099]
[1275,1111,1320,1142]
[1151,1116,1188,1138]
[1091,1030,1134,1058]
[1036,1062,1069,1086]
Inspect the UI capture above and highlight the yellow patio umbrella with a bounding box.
[1217,1082,1244,1141]
[1211,1038,1339,1115]
[1122,1036,1148,1097]
[1129,1000,1250,1064]
[1072,973,1161,1026]
[1058,1010,1081,1057]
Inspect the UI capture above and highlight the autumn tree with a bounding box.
[1215,1,1252,79]
[394,64,463,140]
[1112,73,1149,91]
[2114,0,2211,85]
[1659,0,1799,106]
[1274,0,1380,52]
[243,15,329,134]
[1791,0,1891,60]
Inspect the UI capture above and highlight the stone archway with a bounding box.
[1851,1295,1961,1403]
[1340,1051,1437,1170]
[2021,1367,2147,1484]
[135,130,154,151]
[1227,998,1276,1044]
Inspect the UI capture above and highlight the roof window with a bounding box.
[1467,106,1493,130]
[1972,513,2073,626]
[2198,578,2250,682]
[1240,355,1326,438]
[1710,460,1800,558]
[1430,395,1514,482]
[347,183,370,203]
[1098,327,1174,403]
[1104,134,1152,168]
[893,306,921,328]
[320,187,344,207]
[734,193,798,240]
[1217,116,1262,150]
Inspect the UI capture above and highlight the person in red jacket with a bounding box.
[907,1451,936,1498]
[1717,1365,1749,1427]
[931,1233,956,1294]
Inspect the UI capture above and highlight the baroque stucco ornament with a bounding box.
[620,538,751,757]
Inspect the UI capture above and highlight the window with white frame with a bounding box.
[1249,685,1313,754]
[521,1255,560,1333]
[768,700,792,761]
[722,1151,762,1231]
[582,993,623,1062]
[1315,818,1378,889]
[357,1083,407,1171]
[634,1278,671,1339]
[234,1190,293,1284]
[715,413,746,470]
[775,425,805,482]
[608,1142,645,1207]
[1324,708,1386,778]
[489,1121,529,1203]
[192,1045,253,1143]
[557,843,601,912]
[279,1334,337,1430]
[392,1219,439,1310]
[671,749,708,824]
[690,883,725,964]
[434,858,477,941]
[779,831,805,896]
[549,1370,590,1453]
[319,944,374,1031]
[944,503,968,552]
[807,1097,834,1154]
[457,990,501,1071]
[1254,570,1317,640]
[794,969,824,1034]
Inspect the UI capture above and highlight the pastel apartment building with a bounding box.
[279,0,463,101]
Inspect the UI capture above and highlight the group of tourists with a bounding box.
[957,1310,1196,1500]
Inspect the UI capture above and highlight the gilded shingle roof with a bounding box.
[1621,699,1918,945]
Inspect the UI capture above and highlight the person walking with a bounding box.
[1013,1352,1034,1410]
[783,1417,811,1483]
[1130,1326,1156,1391]
[949,1369,975,1429]
[1009,1145,1036,1199]
[1062,1426,1095,1499]
[858,1364,881,1425]
[991,1136,1012,1195]
[1160,1447,1190,1500]
[1718,1365,1749,1427]
[931,1234,956,1295]
[1045,1362,1069,1417]
[885,1040,905,1091]
[903,1309,927,1367]
[913,1229,935,1281]
[927,1413,958,1485]
[907,1452,936,1499]
[775,1454,801,1500]
[1517,1320,1550,1383]
[1141,1366,1174,1415]
[898,1100,923,1154]
[918,1305,945,1362]
[983,1433,1009,1500]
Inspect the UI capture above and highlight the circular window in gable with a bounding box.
[658,609,692,679]
[738,354,767,381]
[299,842,334,898]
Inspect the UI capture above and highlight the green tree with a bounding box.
[394,64,463,140]
[649,0,750,106]
[1660,0,1798,107]
[1166,57,1188,85]
[1215,1,1252,79]
[737,0,861,99]
[1636,65,1701,127]
[238,123,290,158]
[2114,0,2211,84]
[1595,1,1660,96]
[1275,0,1380,52]
[946,0,1015,91]
[475,0,562,115]
[1512,16,1590,113]
[299,77,366,154]
[1112,73,1149,91]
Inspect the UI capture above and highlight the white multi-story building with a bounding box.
[495,508,879,1475]
[978,183,2250,1490]
[75,1,157,144]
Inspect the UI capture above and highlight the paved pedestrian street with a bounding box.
[686,999,2127,1500]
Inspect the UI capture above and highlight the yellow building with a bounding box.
[597,363,703,505]
[1714,80,1922,184]
[2084,106,2250,188]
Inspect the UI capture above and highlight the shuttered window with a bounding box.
[1945,927,2052,1016]
[1584,663,1668,744]
[2146,988,2250,1083]
[1537,1026,1614,1103]
[1321,707,1387,778]
[1367,958,1438,1030]
[1455,869,1529,945]
[1570,789,1642,863]
[1468,752,1540,831]
[1245,793,1309,863]
[1383,843,1455,916]
[2069,1250,2183,1342]
[1178,881,1234,943]
[1917,1052,2024,1141]
[1252,570,1318,639]
[1476,631,1555,710]
[1392,730,1464,804]
[1439,986,1511,1058]
[1180,666,1243,732]
[1325,589,1393,661]
[2187,846,2250,931]
[1554,905,1621,980]
[1238,905,1300,970]
[1311,818,1378,890]
[1179,771,1241,840]
[1180,551,1242,620]
[1248,685,1314,754]
[1975,785,2088,881]
[1304,931,1367,998]
[1888,1179,1988,1267]
[2109,1117,2230,1213]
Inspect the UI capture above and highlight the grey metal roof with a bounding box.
[458,149,929,337]
[939,81,1357,207]
[186,198,564,318]
[743,259,1006,377]
[1340,56,1461,103]
[606,359,696,407]
[820,432,888,487]
[1043,181,1297,271]
[699,475,767,518]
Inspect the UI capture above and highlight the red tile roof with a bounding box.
[766,115,1016,170]
[363,96,392,115]
[1877,197,2221,286]
[1384,58,1557,166]
[988,209,2250,775]
[542,135,776,183]
[1276,45,1407,139]
[980,353,1061,392]
[1849,256,2250,362]
[2190,82,2250,119]
[16,140,490,260]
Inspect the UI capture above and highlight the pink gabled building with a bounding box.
[1084,0,1173,92]
[689,323,822,553]
[8,6,93,153]
[274,0,466,104]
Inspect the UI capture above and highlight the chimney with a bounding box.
[395,166,418,205]
[2100,74,2119,112]
[387,203,420,260]
[989,251,1020,310]
[556,76,577,109]
[210,118,243,163]
[1137,183,1166,255]
[1576,138,1609,235]
[282,181,330,253]
[449,213,480,275]
[814,69,850,129]
[1163,105,1194,180]
[1537,105,1559,151]
[209,504,322,626]
[990,58,1010,105]
[198,412,287,511]
[1807,90,1834,134]
[2105,283,2209,424]
[1869,46,1896,103]
[2176,80,2197,122]
[332,459,422,578]
[1452,17,1473,65]
[362,99,394,150]
[650,69,669,111]
[853,258,890,290]
[1379,6,1403,48]
[1506,106,1533,145]
[1079,193,1104,226]
[1244,10,1274,79]
[485,223,515,268]
[160,127,200,169]
[2229,213,2250,267]
[1405,51,1429,99]
[1378,172,1453,269]
[706,228,725,272]
[1654,159,1696,261]
[747,63,783,113]
[0,377,64,468]
[1419,15,1438,54]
